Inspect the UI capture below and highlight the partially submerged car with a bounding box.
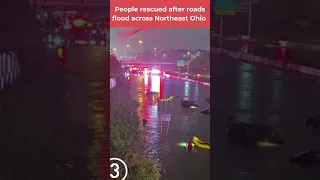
[200,108,210,114]
[290,150,320,167]
[226,122,284,147]
[305,115,320,128]
[181,100,199,108]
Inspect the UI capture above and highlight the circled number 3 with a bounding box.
[110,163,120,178]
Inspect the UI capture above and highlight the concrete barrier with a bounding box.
[0,52,20,90]
[212,47,320,77]
[167,74,210,86]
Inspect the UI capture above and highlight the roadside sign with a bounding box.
[161,114,171,122]
[215,0,236,15]
[177,60,184,67]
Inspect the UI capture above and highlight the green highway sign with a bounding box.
[215,0,236,15]
[177,60,184,67]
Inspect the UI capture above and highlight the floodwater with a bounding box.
[211,57,320,180]
[129,74,210,180]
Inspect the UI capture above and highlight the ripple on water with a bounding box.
[88,81,109,180]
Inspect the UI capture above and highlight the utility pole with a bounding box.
[248,0,252,36]
[219,15,223,46]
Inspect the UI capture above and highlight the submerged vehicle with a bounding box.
[305,115,320,128]
[192,136,210,149]
[226,122,284,147]
[290,150,320,167]
[130,66,142,75]
[200,108,210,114]
[181,100,199,108]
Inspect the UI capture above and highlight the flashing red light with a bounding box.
[196,74,200,80]
[127,76,131,81]
[132,67,138,70]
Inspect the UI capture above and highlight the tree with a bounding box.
[141,50,152,61]
[0,0,47,75]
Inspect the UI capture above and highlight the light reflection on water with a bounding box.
[135,75,161,163]
[236,63,254,123]
[131,75,210,180]
[88,81,108,180]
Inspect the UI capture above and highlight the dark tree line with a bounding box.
[0,0,47,75]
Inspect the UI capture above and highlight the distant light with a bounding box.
[73,19,86,27]
[196,74,200,77]
[177,142,187,147]
[151,69,161,74]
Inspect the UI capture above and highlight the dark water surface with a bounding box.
[130,75,211,180]
[211,57,320,180]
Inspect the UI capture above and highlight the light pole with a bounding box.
[187,52,190,73]
[220,15,223,46]
[138,40,143,53]
[126,45,130,60]
[248,0,252,36]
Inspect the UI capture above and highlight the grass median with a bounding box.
[110,54,161,180]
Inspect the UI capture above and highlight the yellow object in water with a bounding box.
[192,136,210,149]
[256,141,280,147]
[58,48,64,58]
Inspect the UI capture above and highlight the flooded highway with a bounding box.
[67,46,108,180]
[129,75,210,180]
[66,46,210,179]
[64,45,320,180]
[211,57,320,180]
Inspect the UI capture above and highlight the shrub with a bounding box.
[123,152,161,180]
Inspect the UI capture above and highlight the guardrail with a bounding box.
[212,47,320,77]
[0,52,20,91]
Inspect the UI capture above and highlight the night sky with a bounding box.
[110,28,210,56]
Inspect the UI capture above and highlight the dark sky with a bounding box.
[110,28,210,56]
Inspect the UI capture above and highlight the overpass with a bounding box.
[120,61,190,65]
[29,0,109,14]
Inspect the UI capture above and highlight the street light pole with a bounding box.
[248,0,252,36]
[219,15,223,46]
